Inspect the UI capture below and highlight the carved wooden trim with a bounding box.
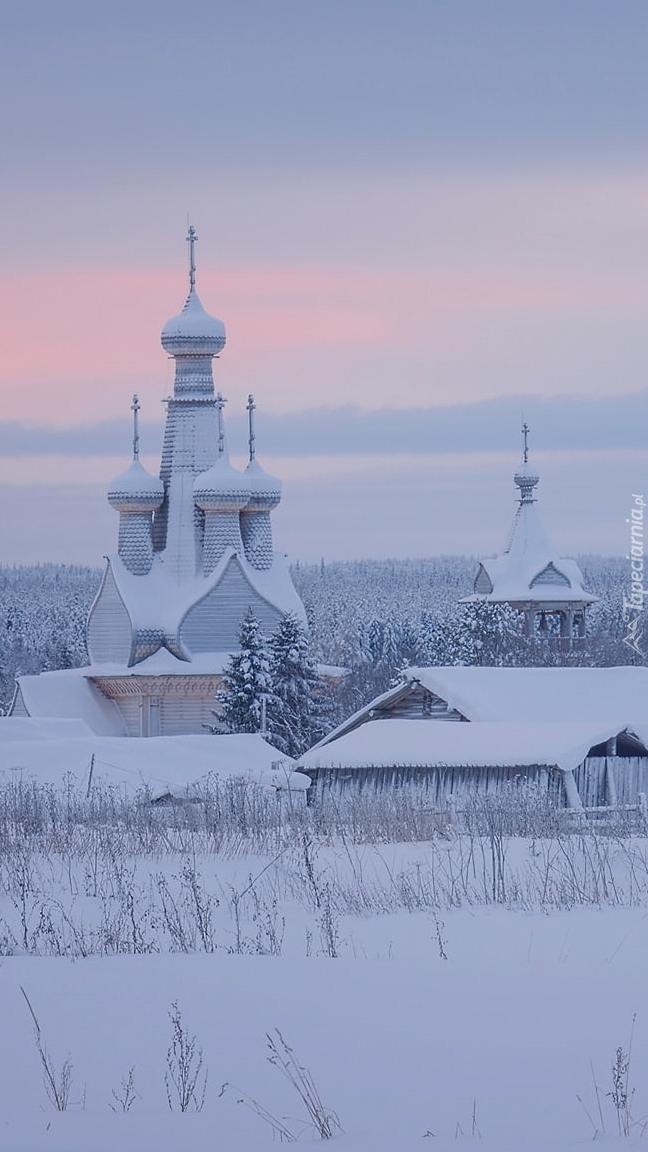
[91,675,224,698]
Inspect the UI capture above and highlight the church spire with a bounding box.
[107,395,164,576]
[513,422,540,504]
[241,396,281,570]
[156,227,227,577]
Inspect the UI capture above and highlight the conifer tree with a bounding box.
[266,613,330,757]
[215,608,272,733]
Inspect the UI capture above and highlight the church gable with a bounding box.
[474,564,493,594]
[530,562,571,588]
[87,563,134,665]
[179,555,282,653]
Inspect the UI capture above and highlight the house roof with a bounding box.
[299,718,644,775]
[312,665,648,749]
[13,669,127,736]
[0,726,306,796]
[407,665,648,724]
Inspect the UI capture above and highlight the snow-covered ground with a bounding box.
[2,790,648,1151]
[3,906,648,1151]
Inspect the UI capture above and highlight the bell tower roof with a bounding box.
[460,425,596,612]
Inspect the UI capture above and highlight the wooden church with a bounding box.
[11,228,306,737]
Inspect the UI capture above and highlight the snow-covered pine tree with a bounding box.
[266,613,330,757]
[214,608,272,734]
[456,601,523,666]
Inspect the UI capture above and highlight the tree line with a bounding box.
[0,558,639,739]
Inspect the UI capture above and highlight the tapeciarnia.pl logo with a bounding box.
[623,494,646,655]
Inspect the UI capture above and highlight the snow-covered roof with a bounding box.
[461,459,595,607]
[110,547,306,634]
[299,718,640,775]
[0,731,306,796]
[0,718,95,741]
[14,669,127,736]
[406,665,648,725]
[95,546,307,668]
[313,665,648,750]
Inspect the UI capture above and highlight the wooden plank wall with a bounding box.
[314,764,566,805]
[575,757,648,808]
[313,757,648,809]
[180,558,282,653]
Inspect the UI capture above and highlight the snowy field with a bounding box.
[1,781,648,1151]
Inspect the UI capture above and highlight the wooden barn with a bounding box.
[298,666,648,809]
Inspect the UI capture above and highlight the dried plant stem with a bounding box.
[20,986,72,1111]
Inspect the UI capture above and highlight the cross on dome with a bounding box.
[187,224,197,291]
[215,391,227,457]
[131,393,141,461]
[247,393,256,461]
[522,421,530,465]
[160,225,226,358]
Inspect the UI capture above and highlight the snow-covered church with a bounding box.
[12,229,306,737]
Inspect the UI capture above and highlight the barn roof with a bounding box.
[313,665,648,748]
[408,665,648,724]
[299,718,646,775]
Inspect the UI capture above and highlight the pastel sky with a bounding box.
[1,0,647,563]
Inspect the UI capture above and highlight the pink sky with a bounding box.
[3,240,648,427]
[1,1,648,562]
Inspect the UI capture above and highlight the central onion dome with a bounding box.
[193,456,251,512]
[108,458,164,513]
[244,457,282,511]
[161,287,226,358]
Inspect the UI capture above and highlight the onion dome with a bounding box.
[193,456,251,512]
[244,458,282,512]
[108,458,164,513]
[514,462,540,502]
[161,288,226,357]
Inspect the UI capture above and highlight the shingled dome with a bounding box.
[244,457,282,511]
[193,455,251,512]
[107,458,164,512]
[161,287,226,357]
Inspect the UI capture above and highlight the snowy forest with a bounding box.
[0,555,637,724]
